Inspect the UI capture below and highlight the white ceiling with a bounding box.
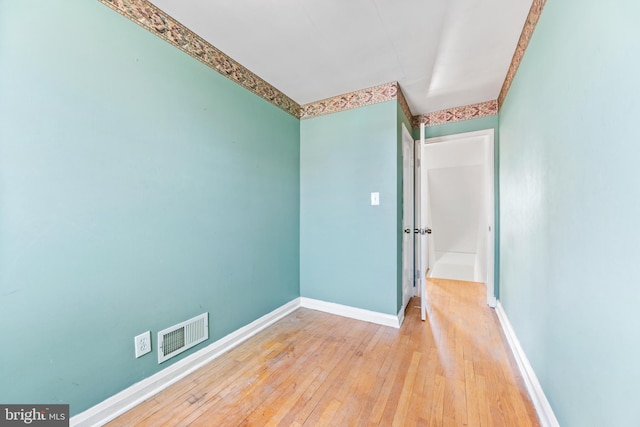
[150,0,531,115]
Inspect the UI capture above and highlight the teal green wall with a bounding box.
[414,116,501,298]
[300,101,399,315]
[499,1,640,425]
[0,0,299,415]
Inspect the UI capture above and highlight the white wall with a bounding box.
[428,165,483,254]
[424,135,488,283]
[474,173,488,283]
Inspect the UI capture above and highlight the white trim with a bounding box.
[495,302,560,427]
[71,298,301,427]
[300,297,401,328]
[71,297,402,426]
[397,297,411,327]
[484,130,496,308]
[422,128,494,145]
[419,122,427,321]
[397,307,405,327]
[401,122,415,312]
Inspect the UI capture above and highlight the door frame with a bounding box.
[414,129,424,301]
[422,129,496,307]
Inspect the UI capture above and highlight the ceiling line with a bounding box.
[96,0,545,126]
[413,100,499,128]
[300,82,401,120]
[498,0,548,108]
[96,0,300,118]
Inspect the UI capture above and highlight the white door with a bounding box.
[414,133,421,301]
[418,124,429,320]
[401,124,415,311]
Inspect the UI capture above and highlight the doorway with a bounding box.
[421,129,496,307]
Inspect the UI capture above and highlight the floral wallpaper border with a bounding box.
[97,0,300,118]
[397,85,413,124]
[97,0,544,125]
[300,82,400,120]
[412,100,498,128]
[498,0,547,108]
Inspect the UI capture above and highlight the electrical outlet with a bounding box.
[134,331,151,358]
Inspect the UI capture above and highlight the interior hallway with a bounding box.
[107,279,539,426]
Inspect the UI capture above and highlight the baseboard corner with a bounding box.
[70,297,301,427]
[300,297,401,328]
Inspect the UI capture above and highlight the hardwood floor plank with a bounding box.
[391,351,421,427]
[106,279,540,427]
[273,368,329,427]
[465,359,481,427]
[294,321,373,426]
[369,340,402,425]
[258,367,324,427]
[404,343,431,426]
[428,374,446,427]
[476,374,493,427]
[315,398,342,426]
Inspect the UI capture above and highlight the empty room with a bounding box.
[1,1,639,426]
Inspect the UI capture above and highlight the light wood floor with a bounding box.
[107,279,540,426]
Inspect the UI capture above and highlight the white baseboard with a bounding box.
[495,302,560,427]
[397,303,406,327]
[72,297,401,426]
[71,298,301,427]
[397,295,415,327]
[300,297,401,328]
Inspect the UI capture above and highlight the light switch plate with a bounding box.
[371,192,380,206]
